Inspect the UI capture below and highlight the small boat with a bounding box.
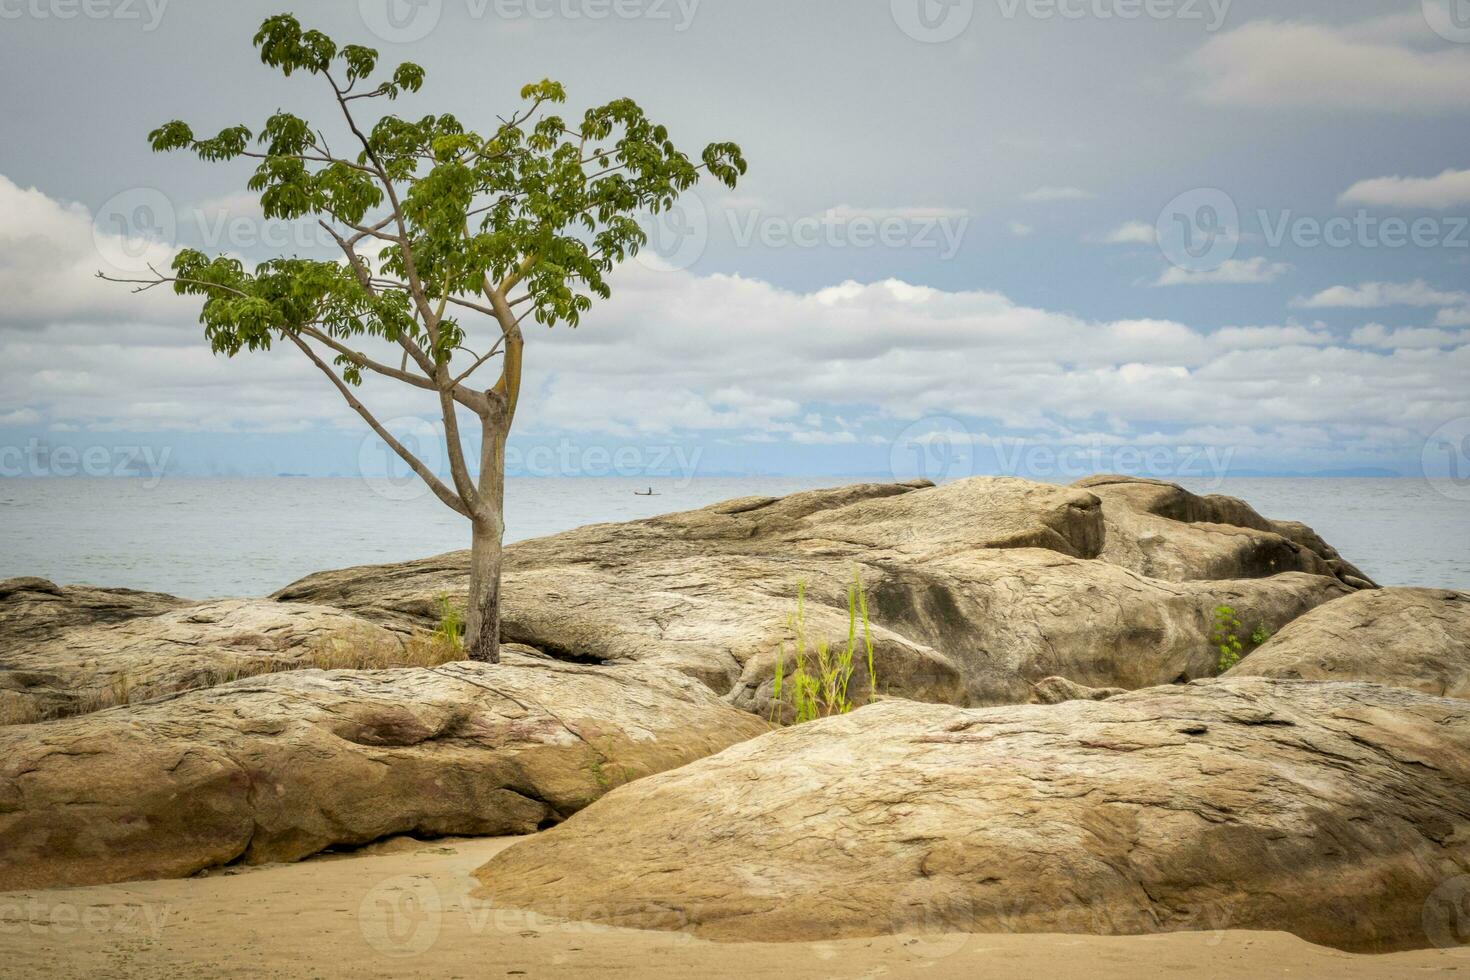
[634,487,659,496]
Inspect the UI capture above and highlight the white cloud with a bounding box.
[1211,324,1334,348]
[1100,221,1156,245]
[1021,186,1094,203]
[2,178,1467,467]
[1008,221,1034,237]
[1435,308,1470,327]
[1339,168,1470,210]
[193,191,266,221]
[790,429,858,445]
[1154,257,1291,286]
[0,408,42,426]
[0,174,191,329]
[1350,323,1468,350]
[1188,18,1470,113]
[1294,280,1470,309]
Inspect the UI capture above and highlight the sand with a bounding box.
[1,836,1466,979]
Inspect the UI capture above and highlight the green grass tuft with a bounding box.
[770,570,877,725]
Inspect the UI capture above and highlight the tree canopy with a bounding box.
[128,13,744,510]
[105,13,745,660]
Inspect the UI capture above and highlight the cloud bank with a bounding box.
[1,175,1466,472]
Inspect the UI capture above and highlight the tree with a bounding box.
[101,15,744,663]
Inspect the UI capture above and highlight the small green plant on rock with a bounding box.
[1212,606,1245,672]
[770,570,877,725]
[1211,606,1272,673]
[581,735,629,793]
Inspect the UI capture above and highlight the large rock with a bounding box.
[476,678,1470,953]
[1,596,413,723]
[1029,675,1125,704]
[0,577,188,644]
[4,477,1372,725]
[1074,476,1376,586]
[1229,588,1470,698]
[0,655,771,891]
[278,477,1364,713]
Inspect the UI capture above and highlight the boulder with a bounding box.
[1228,588,1470,698]
[0,576,189,644]
[1,598,413,724]
[0,655,771,890]
[1030,675,1125,704]
[275,477,1107,620]
[1073,476,1376,586]
[476,678,1470,953]
[4,477,1374,725]
[277,477,1362,712]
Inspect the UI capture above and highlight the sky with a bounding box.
[1,0,1468,485]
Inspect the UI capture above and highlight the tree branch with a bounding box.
[286,332,471,519]
[325,71,438,336]
[298,326,428,386]
[436,380,484,516]
[319,219,442,383]
[450,338,506,387]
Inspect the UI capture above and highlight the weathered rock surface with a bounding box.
[476,678,1470,953]
[0,656,771,890]
[1229,588,1470,698]
[1,595,412,722]
[277,476,1366,712]
[0,577,189,645]
[1074,476,1376,586]
[1030,675,1125,704]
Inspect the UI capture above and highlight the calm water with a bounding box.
[0,477,1466,598]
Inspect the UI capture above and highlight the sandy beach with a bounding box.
[1,835,1464,979]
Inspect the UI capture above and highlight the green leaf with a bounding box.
[137,12,745,429]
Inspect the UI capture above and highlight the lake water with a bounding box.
[0,477,1466,598]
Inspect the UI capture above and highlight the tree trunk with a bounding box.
[464,415,508,664]
[464,516,501,663]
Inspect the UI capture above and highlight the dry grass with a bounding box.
[1,596,468,727]
[0,695,50,728]
[303,626,463,672]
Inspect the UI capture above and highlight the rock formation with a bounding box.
[0,586,413,722]
[0,655,770,890]
[0,576,188,644]
[1229,588,1470,698]
[1,476,1401,897]
[1074,476,1376,587]
[277,476,1370,713]
[477,678,1470,953]
[1030,675,1125,704]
